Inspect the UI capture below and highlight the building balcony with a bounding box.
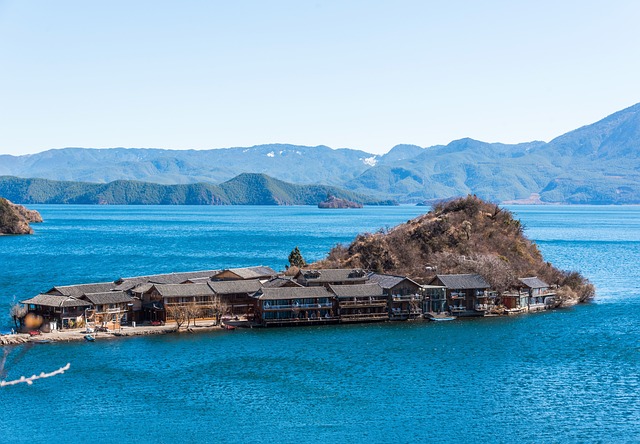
[338,300,387,308]
[262,316,339,325]
[163,301,216,308]
[339,313,389,322]
[392,295,421,301]
[262,303,334,311]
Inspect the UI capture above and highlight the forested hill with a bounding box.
[0,174,395,206]
[1,103,640,203]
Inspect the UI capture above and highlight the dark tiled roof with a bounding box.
[113,278,149,292]
[297,268,368,283]
[518,277,549,289]
[21,294,92,308]
[114,270,221,290]
[49,282,115,297]
[152,283,215,298]
[129,283,154,294]
[329,283,384,298]
[213,266,277,280]
[367,273,420,290]
[432,274,490,289]
[208,279,262,295]
[82,291,134,305]
[262,277,303,288]
[256,286,333,301]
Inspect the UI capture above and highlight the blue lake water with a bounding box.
[1,205,639,443]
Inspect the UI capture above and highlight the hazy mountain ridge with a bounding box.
[2,103,640,203]
[0,144,376,186]
[0,174,395,206]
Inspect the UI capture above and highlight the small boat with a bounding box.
[222,324,236,331]
[84,334,95,342]
[429,316,456,322]
[33,339,52,344]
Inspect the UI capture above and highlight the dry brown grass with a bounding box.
[316,195,593,299]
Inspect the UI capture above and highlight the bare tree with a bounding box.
[166,305,187,330]
[10,303,27,330]
[185,303,201,328]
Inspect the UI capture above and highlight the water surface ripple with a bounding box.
[1,205,638,443]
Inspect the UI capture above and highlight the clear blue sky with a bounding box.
[1,0,639,156]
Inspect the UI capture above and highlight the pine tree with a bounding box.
[288,246,306,268]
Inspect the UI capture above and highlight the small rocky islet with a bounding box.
[0,197,42,235]
[317,195,363,209]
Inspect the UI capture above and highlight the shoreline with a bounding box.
[0,305,576,346]
[0,321,227,346]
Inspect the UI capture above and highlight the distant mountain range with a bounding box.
[1,103,639,204]
[0,174,395,206]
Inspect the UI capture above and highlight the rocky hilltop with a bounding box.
[315,195,594,305]
[318,195,363,209]
[0,197,42,234]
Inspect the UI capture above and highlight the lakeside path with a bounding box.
[0,321,225,346]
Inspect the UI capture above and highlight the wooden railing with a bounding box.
[263,316,339,324]
[262,303,333,311]
[338,300,387,307]
[339,313,389,321]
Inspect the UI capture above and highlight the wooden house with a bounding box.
[253,286,338,327]
[81,291,135,329]
[212,266,277,282]
[329,283,389,323]
[208,279,262,318]
[20,294,92,331]
[420,284,448,314]
[367,273,421,296]
[368,273,423,320]
[519,277,556,311]
[502,277,556,313]
[295,268,368,287]
[142,283,217,322]
[429,274,492,317]
[500,291,529,314]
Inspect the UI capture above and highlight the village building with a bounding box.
[19,294,92,331]
[502,277,556,313]
[429,274,492,317]
[295,268,368,287]
[421,285,448,314]
[208,279,262,318]
[212,266,277,282]
[141,283,217,323]
[368,273,423,320]
[519,277,556,310]
[81,291,136,329]
[253,286,338,327]
[329,283,389,323]
[16,265,562,334]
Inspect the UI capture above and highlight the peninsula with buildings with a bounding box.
[5,196,594,343]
